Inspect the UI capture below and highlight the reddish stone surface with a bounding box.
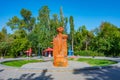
[52,27,68,67]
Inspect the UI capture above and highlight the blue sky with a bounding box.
[0,0,120,33]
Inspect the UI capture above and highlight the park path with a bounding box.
[0,56,120,80]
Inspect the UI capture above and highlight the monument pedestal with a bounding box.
[53,54,68,67]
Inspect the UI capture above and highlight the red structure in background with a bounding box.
[42,47,53,57]
[45,47,53,52]
[25,48,32,56]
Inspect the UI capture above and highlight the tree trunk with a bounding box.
[72,38,74,51]
[85,41,88,51]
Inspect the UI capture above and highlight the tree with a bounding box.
[91,22,120,56]
[20,8,36,32]
[50,14,59,36]
[60,7,64,27]
[0,27,11,57]
[74,25,94,51]
[4,6,70,57]
[7,16,20,30]
[9,38,30,57]
[64,17,68,34]
[1,27,7,35]
[12,29,27,39]
[38,6,50,30]
[59,7,68,34]
[74,28,82,51]
[37,6,54,49]
[0,32,5,42]
[7,9,35,33]
[0,41,9,57]
[69,16,74,51]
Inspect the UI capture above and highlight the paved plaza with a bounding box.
[0,56,120,80]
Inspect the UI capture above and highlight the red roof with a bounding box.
[44,47,53,52]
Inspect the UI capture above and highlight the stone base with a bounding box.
[53,55,68,67]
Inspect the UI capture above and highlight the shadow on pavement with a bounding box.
[73,67,120,80]
[0,69,4,72]
[8,69,54,80]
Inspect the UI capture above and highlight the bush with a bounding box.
[4,56,14,58]
[74,50,104,56]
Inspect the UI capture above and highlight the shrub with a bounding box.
[74,50,104,56]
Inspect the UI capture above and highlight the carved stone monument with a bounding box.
[52,27,68,67]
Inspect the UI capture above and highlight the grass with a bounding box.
[77,58,117,66]
[1,59,43,67]
[1,58,117,67]
[68,58,75,60]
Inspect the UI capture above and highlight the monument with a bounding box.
[52,27,68,67]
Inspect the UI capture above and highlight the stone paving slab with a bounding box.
[1,56,120,72]
[1,56,120,80]
[21,61,90,69]
[20,61,91,72]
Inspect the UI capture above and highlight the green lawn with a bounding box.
[1,59,43,67]
[1,58,117,67]
[77,58,117,66]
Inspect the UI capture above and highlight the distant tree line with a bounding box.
[0,6,120,57]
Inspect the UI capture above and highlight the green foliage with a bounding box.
[37,6,52,49]
[7,9,35,32]
[60,7,64,26]
[9,38,30,57]
[1,27,7,35]
[20,8,32,20]
[59,7,68,33]
[0,32,5,42]
[64,17,68,34]
[74,26,94,51]
[2,6,120,58]
[7,16,20,30]
[38,6,50,28]
[13,30,27,39]
[69,16,75,50]
[77,58,117,66]
[74,50,104,56]
[0,41,10,57]
[91,22,120,56]
[0,27,10,57]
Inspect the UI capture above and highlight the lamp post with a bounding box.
[68,45,74,56]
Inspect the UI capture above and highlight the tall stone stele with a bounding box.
[52,27,68,67]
